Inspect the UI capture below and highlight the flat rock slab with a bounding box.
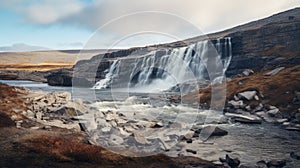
[225,113,262,124]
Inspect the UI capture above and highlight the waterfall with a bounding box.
[93,60,120,89]
[93,37,232,91]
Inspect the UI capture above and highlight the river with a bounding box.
[1,79,300,167]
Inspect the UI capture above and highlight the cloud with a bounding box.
[1,0,299,48]
[0,0,86,24]
[0,43,50,52]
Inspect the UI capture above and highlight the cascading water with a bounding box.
[93,37,232,92]
[93,60,120,89]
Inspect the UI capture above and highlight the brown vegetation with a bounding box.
[185,66,300,115]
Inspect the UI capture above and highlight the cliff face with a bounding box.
[47,8,300,86]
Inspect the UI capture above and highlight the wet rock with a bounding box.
[254,103,264,112]
[106,113,119,121]
[285,126,300,132]
[234,95,239,101]
[228,100,245,109]
[245,105,251,111]
[225,112,262,124]
[276,118,288,123]
[35,112,43,121]
[152,121,164,128]
[256,160,267,168]
[265,67,285,76]
[267,108,280,117]
[101,127,111,133]
[241,69,254,76]
[124,125,135,132]
[43,125,52,130]
[184,131,195,140]
[282,122,290,126]
[219,154,240,168]
[186,149,197,154]
[134,133,150,145]
[30,126,40,130]
[256,111,276,123]
[238,90,257,101]
[267,159,286,168]
[26,110,35,119]
[196,126,228,138]
[290,151,300,160]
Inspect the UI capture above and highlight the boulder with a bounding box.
[265,67,285,76]
[237,91,257,101]
[196,126,228,138]
[241,69,254,76]
[267,108,280,117]
[228,100,245,109]
[219,154,240,168]
[267,159,286,168]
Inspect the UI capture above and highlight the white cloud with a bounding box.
[1,0,299,48]
[0,0,86,24]
[0,43,50,52]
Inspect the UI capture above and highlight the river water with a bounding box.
[1,79,300,167]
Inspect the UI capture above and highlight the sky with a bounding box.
[0,0,299,52]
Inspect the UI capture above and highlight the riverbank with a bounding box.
[1,81,300,167]
[0,83,223,168]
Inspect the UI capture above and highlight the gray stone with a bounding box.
[267,108,280,116]
[238,91,257,101]
[196,126,228,139]
[184,131,194,140]
[30,126,40,130]
[256,111,276,123]
[101,127,111,133]
[282,122,290,126]
[245,105,251,111]
[265,67,285,76]
[242,69,254,76]
[35,112,43,121]
[254,95,259,101]
[152,121,164,128]
[124,125,135,132]
[234,95,239,101]
[134,133,150,145]
[277,118,288,123]
[225,112,262,124]
[26,110,35,118]
[109,135,124,145]
[267,159,286,167]
[228,100,244,109]
[285,127,300,132]
[106,113,119,121]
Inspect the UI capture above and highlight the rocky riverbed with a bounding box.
[0,83,225,168]
[1,80,300,167]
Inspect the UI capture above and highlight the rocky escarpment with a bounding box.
[46,8,300,87]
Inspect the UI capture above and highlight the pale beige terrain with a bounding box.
[0,49,115,71]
